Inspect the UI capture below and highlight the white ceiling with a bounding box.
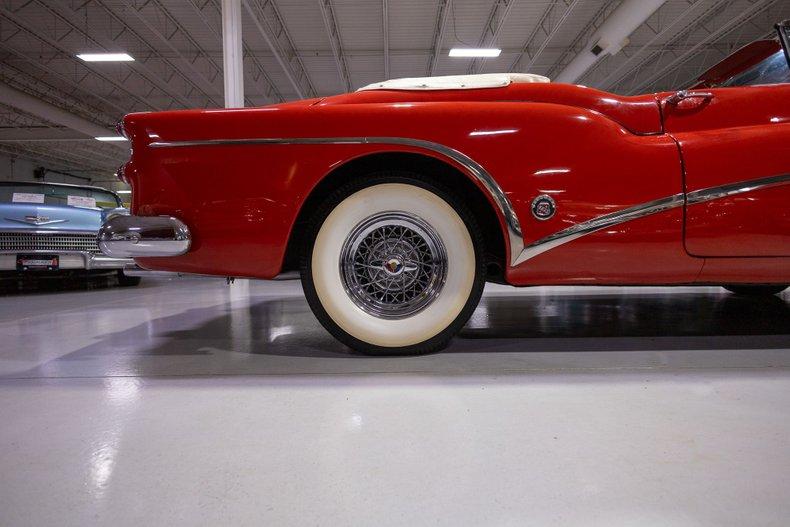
[0,0,788,189]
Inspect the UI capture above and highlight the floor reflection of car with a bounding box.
[0,181,140,286]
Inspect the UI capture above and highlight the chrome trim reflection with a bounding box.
[148,136,525,266]
[686,173,790,205]
[514,194,685,265]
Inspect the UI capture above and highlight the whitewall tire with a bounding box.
[301,175,485,355]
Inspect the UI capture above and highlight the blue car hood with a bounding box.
[0,203,123,232]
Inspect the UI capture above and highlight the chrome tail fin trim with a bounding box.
[148,136,525,265]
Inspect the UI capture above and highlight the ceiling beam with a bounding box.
[583,0,707,90]
[36,0,199,109]
[0,4,160,113]
[469,0,515,74]
[0,82,127,150]
[106,0,224,107]
[383,0,390,80]
[624,0,774,94]
[509,0,580,73]
[318,0,351,92]
[545,1,622,80]
[675,24,779,88]
[427,0,452,76]
[243,0,316,99]
[0,41,130,119]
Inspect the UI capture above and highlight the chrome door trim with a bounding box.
[514,194,685,265]
[515,173,790,264]
[665,90,713,106]
[148,136,525,266]
[686,173,790,205]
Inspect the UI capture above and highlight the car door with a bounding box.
[663,82,790,257]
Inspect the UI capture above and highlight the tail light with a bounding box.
[115,163,128,183]
[115,120,128,139]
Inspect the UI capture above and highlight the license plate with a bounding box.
[17,254,59,271]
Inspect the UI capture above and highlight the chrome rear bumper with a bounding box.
[98,215,191,258]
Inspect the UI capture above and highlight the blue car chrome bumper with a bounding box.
[0,250,133,271]
[0,229,132,271]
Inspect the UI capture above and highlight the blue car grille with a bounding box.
[0,232,100,253]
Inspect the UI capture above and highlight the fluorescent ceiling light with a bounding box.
[77,53,134,62]
[449,48,501,58]
[95,136,128,142]
[116,190,132,194]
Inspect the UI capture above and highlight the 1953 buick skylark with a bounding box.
[99,23,790,354]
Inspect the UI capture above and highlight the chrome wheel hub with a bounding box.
[339,212,447,319]
[383,257,404,276]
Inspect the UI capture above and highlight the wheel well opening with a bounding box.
[282,152,506,282]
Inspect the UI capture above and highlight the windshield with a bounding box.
[0,182,121,209]
[721,50,790,87]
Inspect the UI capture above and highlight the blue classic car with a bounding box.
[0,181,140,286]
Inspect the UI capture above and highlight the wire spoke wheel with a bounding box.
[303,178,484,354]
[339,211,448,318]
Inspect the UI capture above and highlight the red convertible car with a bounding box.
[99,23,790,354]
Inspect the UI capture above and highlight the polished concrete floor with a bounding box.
[0,277,789,526]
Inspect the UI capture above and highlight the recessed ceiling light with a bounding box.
[77,53,135,62]
[449,48,501,58]
[95,136,128,142]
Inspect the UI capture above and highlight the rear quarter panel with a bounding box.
[126,100,696,283]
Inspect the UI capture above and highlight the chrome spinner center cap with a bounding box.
[383,257,404,276]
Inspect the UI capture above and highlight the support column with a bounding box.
[221,0,244,108]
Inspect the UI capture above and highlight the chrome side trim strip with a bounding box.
[148,136,525,265]
[147,137,789,268]
[513,194,685,265]
[514,173,790,264]
[686,173,790,205]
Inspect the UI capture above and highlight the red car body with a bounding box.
[117,51,789,288]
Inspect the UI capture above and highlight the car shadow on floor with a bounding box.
[8,288,790,378]
[461,291,790,339]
